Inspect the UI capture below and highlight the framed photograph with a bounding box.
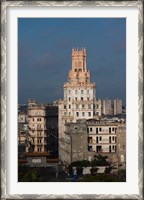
[1,1,143,199]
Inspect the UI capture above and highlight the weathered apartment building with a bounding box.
[27,99,47,153]
[24,99,58,156]
[64,119,126,165]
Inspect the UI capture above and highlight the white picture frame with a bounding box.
[1,1,143,199]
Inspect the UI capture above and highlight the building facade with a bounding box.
[102,99,113,115]
[58,48,96,162]
[27,99,47,153]
[117,123,126,166]
[87,119,117,154]
[96,99,102,116]
[65,120,88,164]
[63,119,126,165]
[46,104,58,157]
[114,98,122,115]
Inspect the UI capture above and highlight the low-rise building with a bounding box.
[62,119,126,165]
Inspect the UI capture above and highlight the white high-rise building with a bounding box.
[58,48,96,163]
[114,98,122,115]
[102,98,112,115]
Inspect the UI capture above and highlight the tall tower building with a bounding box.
[114,98,122,115]
[59,48,96,163]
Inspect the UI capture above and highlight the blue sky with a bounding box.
[18,18,126,104]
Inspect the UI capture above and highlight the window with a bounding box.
[69,105,71,109]
[88,146,92,151]
[109,146,111,153]
[109,127,111,133]
[112,127,115,131]
[82,104,85,109]
[113,136,115,141]
[99,136,102,141]
[76,112,79,116]
[109,137,111,143]
[87,97,89,101]
[81,97,83,101]
[113,145,115,150]
[99,127,102,132]
[96,137,98,143]
[75,97,77,101]
[88,112,91,116]
[38,139,41,144]
[33,118,34,121]
[96,128,98,134]
[88,137,92,143]
[96,146,102,152]
[75,69,77,72]
[87,128,89,133]
[90,127,92,132]
[82,112,85,116]
[38,147,41,152]
[64,105,66,109]
[69,97,71,101]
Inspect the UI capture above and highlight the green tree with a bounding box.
[91,155,110,166]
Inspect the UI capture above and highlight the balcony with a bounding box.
[28,126,35,131]
[37,127,43,131]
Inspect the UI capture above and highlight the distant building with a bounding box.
[102,99,112,115]
[96,99,102,116]
[18,110,28,146]
[18,111,28,123]
[114,98,122,115]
